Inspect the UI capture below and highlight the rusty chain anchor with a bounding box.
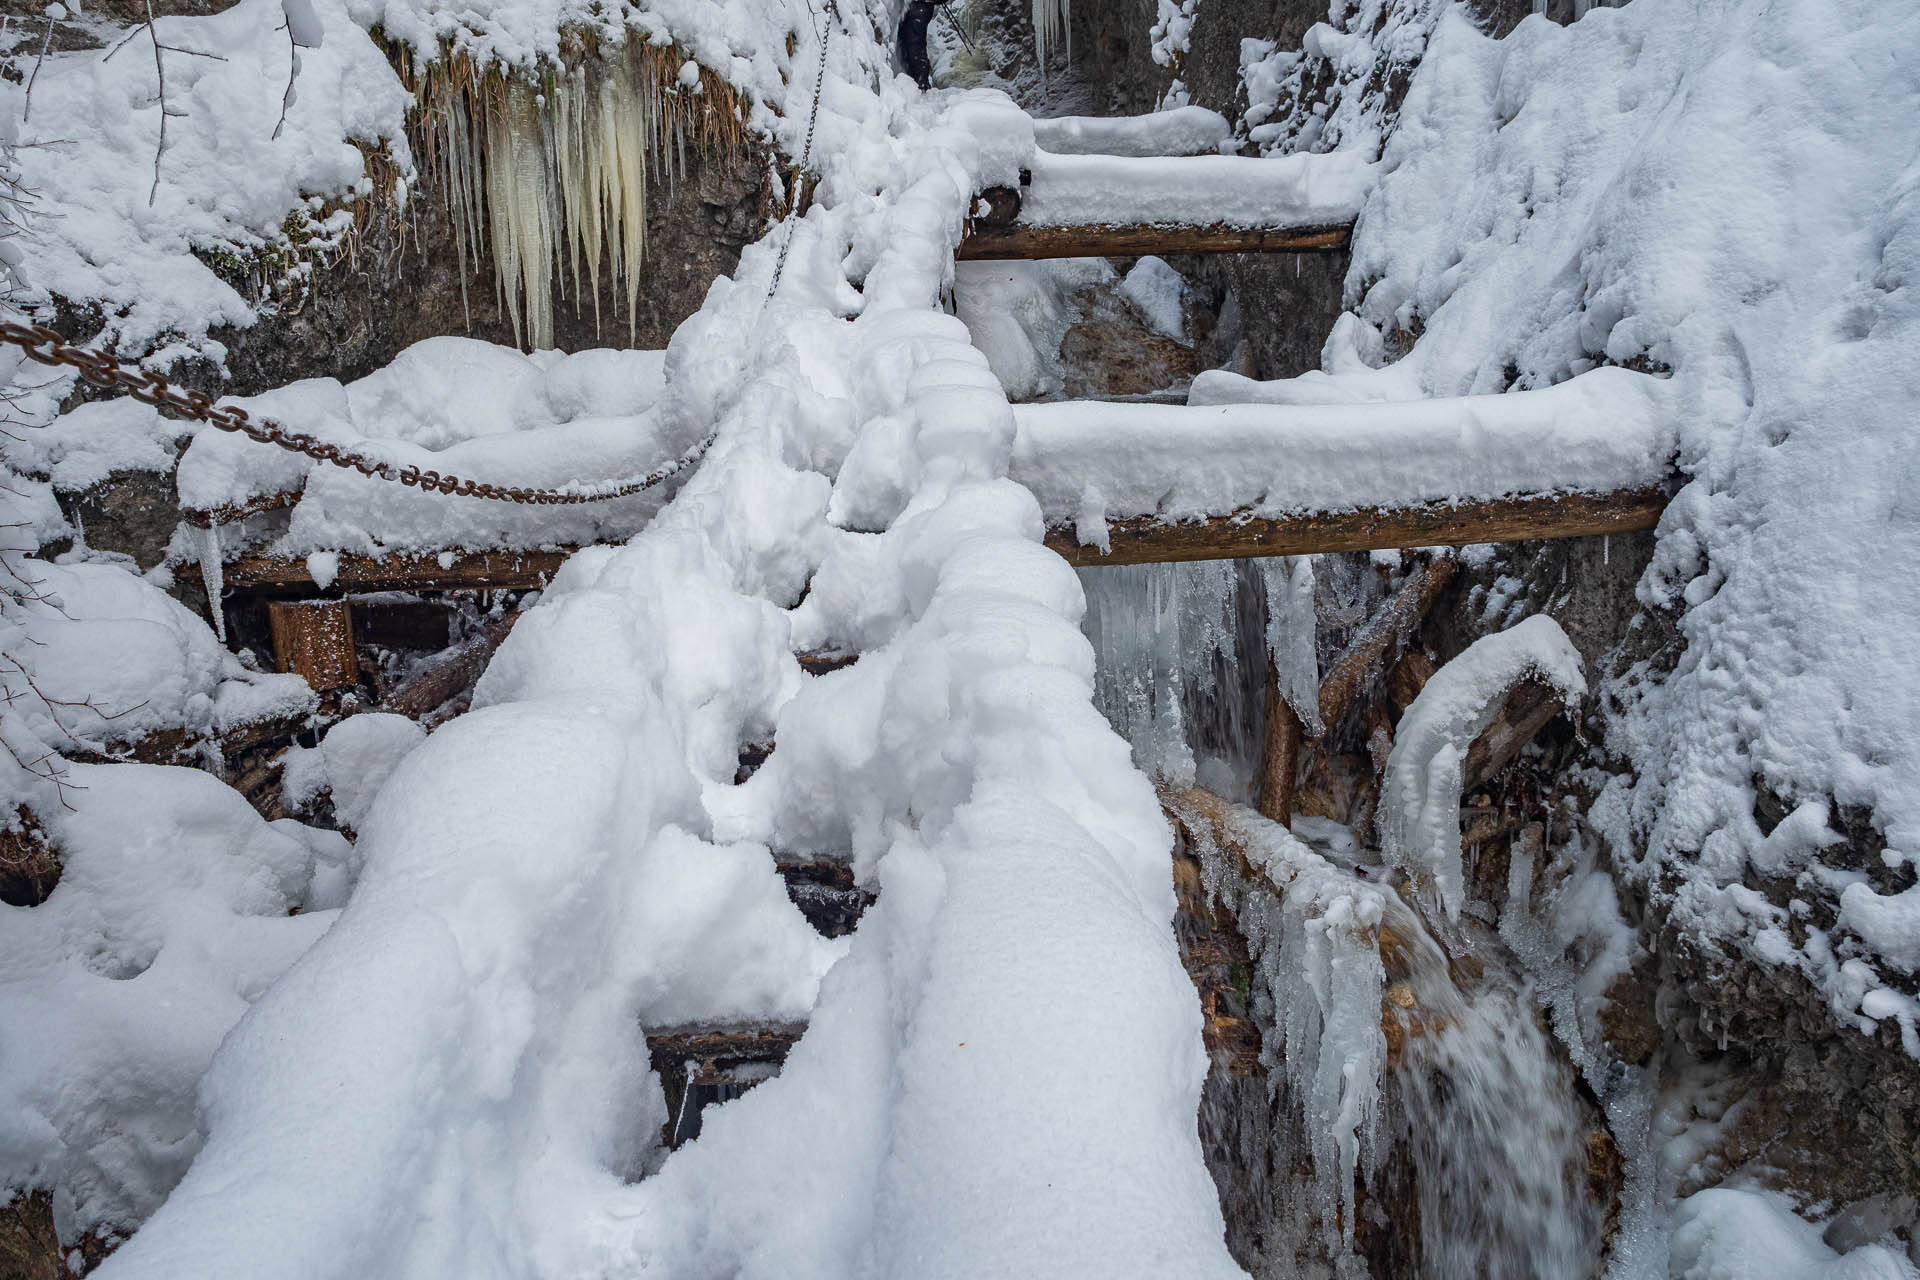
[0,320,714,506]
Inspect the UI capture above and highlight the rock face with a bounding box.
[211,142,768,396]
[57,469,180,570]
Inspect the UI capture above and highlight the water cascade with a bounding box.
[1084,564,1623,1278]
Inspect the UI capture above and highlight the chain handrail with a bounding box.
[0,320,714,506]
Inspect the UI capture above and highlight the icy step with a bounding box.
[1012,368,1679,564]
[959,150,1374,261]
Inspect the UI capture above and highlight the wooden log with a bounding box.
[266,601,358,690]
[1317,556,1459,733]
[773,853,874,938]
[645,1023,808,1081]
[180,488,302,529]
[1044,485,1670,568]
[380,613,520,722]
[1254,658,1302,826]
[72,705,318,771]
[185,548,575,598]
[959,220,1353,261]
[1462,675,1568,793]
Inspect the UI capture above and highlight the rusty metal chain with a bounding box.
[0,320,714,506]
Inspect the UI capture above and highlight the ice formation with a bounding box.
[1031,0,1070,74]
[429,45,698,350]
[1172,792,1387,1253]
[1378,613,1585,922]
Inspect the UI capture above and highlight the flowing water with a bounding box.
[1084,561,1616,1279]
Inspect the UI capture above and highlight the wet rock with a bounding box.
[1596,971,1660,1067]
[0,1191,113,1279]
[58,469,179,570]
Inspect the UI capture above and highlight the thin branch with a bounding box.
[22,15,53,124]
[273,20,296,141]
[145,0,167,205]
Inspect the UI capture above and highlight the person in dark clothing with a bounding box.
[898,0,948,91]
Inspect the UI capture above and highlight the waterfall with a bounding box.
[1085,583,1620,1277]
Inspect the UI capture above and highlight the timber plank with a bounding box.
[186,547,576,597]
[1045,486,1670,567]
[958,220,1353,261]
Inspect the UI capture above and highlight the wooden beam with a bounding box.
[958,220,1352,261]
[1254,659,1302,826]
[1462,675,1568,793]
[1316,556,1459,732]
[189,547,574,597]
[266,601,358,690]
[1045,485,1669,567]
[380,613,520,723]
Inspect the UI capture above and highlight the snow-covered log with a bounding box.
[1015,366,1677,530]
[1379,615,1586,923]
[1030,107,1232,157]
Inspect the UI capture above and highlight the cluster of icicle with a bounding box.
[1178,795,1390,1258]
[431,44,691,351]
[1077,557,1318,786]
[1031,0,1071,70]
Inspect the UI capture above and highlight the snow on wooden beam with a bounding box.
[1044,485,1670,566]
[958,218,1352,260]
[960,149,1373,260]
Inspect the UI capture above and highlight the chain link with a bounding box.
[0,321,715,506]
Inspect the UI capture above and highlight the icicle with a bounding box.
[195,522,226,643]
[1031,0,1072,75]
[1262,555,1322,736]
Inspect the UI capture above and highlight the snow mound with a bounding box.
[1348,0,1920,1042]
[0,763,351,1236]
[176,338,687,555]
[3,0,412,358]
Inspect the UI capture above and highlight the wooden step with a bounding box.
[1045,486,1669,567]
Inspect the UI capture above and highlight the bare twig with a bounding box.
[145,0,167,204]
[273,20,296,141]
[22,15,53,124]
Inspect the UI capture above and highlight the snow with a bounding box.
[93,78,1243,1278]
[1345,0,1920,1044]
[12,398,185,496]
[1119,256,1189,344]
[175,337,687,555]
[1016,148,1376,230]
[279,713,426,834]
[1031,106,1230,157]
[1670,1187,1919,1280]
[1240,0,1441,158]
[2,0,413,358]
[1378,613,1586,923]
[0,762,350,1237]
[0,559,313,755]
[1010,365,1676,525]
